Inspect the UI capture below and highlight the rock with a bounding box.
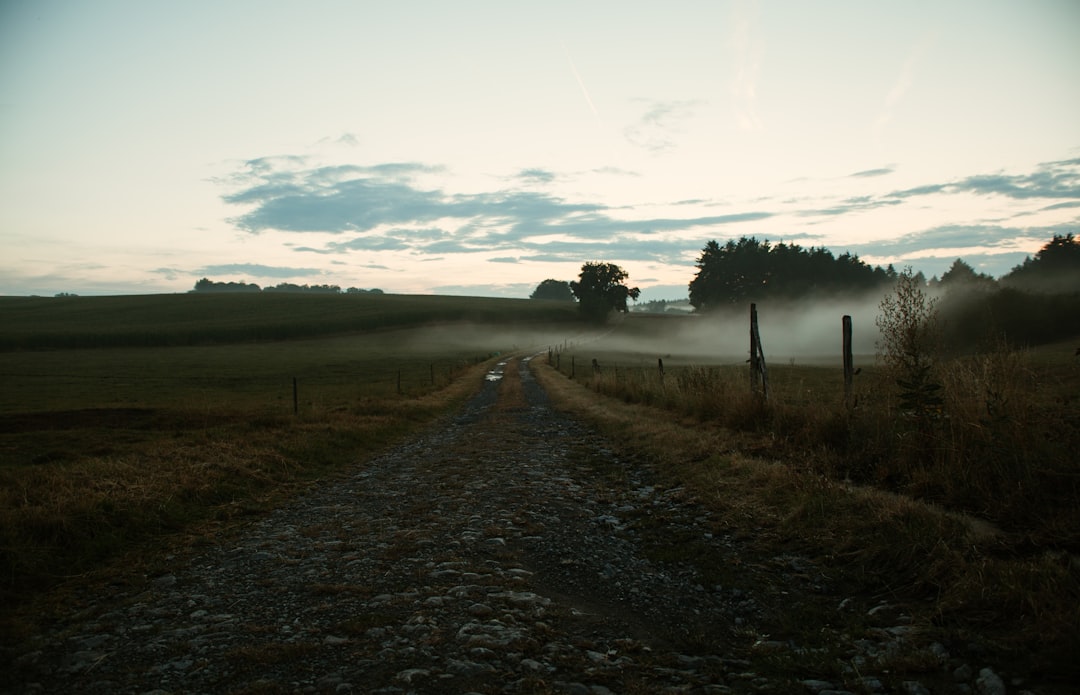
[466,602,494,617]
[902,682,931,695]
[976,668,1007,695]
[395,668,429,684]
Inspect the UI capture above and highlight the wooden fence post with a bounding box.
[397,369,402,395]
[292,376,298,415]
[749,303,769,400]
[658,357,665,382]
[842,315,853,404]
[571,355,575,379]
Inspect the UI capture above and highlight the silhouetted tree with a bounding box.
[570,262,640,322]
[936,259,996,290]
[1002,233,1080,293]
[264,283,341,293]
[530,279,574,301]
[192,278,261,292]
[688,237,890,310]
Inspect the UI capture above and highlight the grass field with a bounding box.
[0,293,586,607]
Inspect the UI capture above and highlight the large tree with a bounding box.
[570,262,640,322]
[530,279,574,301]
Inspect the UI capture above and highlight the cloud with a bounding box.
[874,38,930,142]
[516,168,556,184]
[221,158,774,262]
[730,0,763,131]
[848,223,1074,263]
[849,166,895,178]
[623,99,702,153]
[888,158,1080,202]
[217,154,1077,286]
[797,196,903,218]
[195,263,323,278]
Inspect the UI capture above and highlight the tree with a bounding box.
[192,278,261,292]
[530,279,574,301]
[688,237,890,310]
[876,268,942,416]
[937,259,995,290]
[1002,233,1080,293]
[570,262,640,322]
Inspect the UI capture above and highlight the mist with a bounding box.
[586,294,888,368]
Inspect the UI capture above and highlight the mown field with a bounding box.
[0,292,585,611]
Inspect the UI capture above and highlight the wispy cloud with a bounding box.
[623,99,702,153]
[195,263,323,278]
[730,0,763,131]
[849,166,896,178]
[222,157,773,264]
[516,168,556,185]
[888,157,1080,201]
[564,46,603,131]
[217,155,1079,280]
[873,37,930,142]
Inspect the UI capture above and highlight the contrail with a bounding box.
[563,45,603,130]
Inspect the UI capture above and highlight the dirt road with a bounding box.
[3,357,997,694]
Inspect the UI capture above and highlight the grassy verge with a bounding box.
[0,360,493,615]
[532,356,1080,683]
[553,336,1080,547]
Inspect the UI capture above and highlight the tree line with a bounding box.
[191,278,384,294]
[531,233,1080,347]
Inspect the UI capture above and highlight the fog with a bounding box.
[589,295,887,368]
[391,293,888,369]
[397,322,599,358]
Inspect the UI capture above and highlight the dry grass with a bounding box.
[0,359,492,617]
[532,356,1080,679]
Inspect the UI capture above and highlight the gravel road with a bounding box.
[3,357,1021,694]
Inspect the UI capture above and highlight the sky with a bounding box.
[1,1,1078,301]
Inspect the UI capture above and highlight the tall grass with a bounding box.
[535,352,1080,678]
[554,342,1080,549]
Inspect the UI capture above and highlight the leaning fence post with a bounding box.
[750,303,769,400]
[842,315,854,404]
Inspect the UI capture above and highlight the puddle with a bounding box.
[485,360,508,382]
